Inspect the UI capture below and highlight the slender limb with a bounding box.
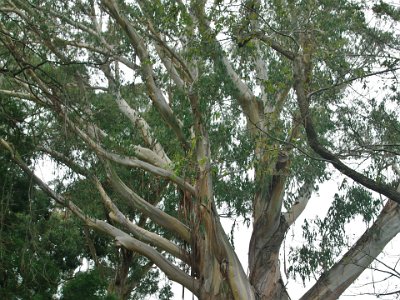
[190,2,262,134]
[242,32,295,60]
[38,146,91,177]
[102,63,171,164]
[105,162,191,243]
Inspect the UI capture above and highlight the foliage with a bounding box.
[0,0,399,299]
[61,270,117,300]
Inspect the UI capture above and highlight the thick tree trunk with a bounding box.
[248,145,291,299]
[193,157,255,299]
[249,216,289,300]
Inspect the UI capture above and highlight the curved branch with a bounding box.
[94,178,191,265]
[105,163,191,243]
[293,56,400,204]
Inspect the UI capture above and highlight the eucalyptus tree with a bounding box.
[0,0,399,299]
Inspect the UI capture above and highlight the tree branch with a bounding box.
[0,138,87,220]
[102,64,171,164]
[105,162,191,243]
[0,137,198,294]
[94,178,191,265]
[293,55,400,205]
[63,115,195,195]
[300,199,400,300]
[239,31,295,61]
[191,2,263,134]
[284,181,314,226]
[38,146,91,177]
[307,66,400,98]
[101,0,189,151]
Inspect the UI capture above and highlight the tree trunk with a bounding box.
[249,216,289,300]
[109,248,132,300]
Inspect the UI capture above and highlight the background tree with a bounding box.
[0,0,399,299]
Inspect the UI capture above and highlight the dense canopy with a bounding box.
[0,0,399,299]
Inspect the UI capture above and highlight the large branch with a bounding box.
[221,56,262,130]
[293,56,400,204]
[63,115,195,195]
[94,178,191,265]
[283,181,314,226]
[105,163,191,243]
[300,199,400,300]
[0,138,198,294]
[190,2,262,133]
[101,0,189,151]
